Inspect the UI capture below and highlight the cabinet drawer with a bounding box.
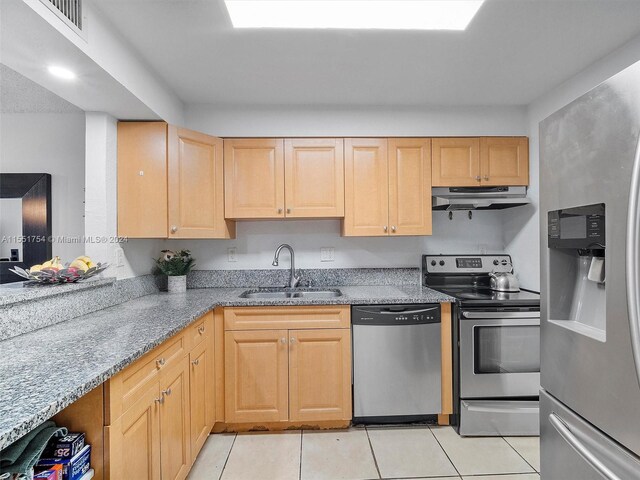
[107,332,187,423]
[224,306,350,330]
[187,312,212,349]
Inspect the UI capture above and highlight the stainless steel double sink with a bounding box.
[239,287,343,299]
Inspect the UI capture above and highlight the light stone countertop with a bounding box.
[0,285,454,450]
[0,277,115,306]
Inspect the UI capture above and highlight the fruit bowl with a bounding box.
[9,263,109,284]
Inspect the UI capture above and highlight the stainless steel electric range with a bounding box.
[423,254,541,436]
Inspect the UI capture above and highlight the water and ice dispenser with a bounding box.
[547,203,607,341]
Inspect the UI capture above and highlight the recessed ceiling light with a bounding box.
[47,65,77,80]
[224,0,485,30]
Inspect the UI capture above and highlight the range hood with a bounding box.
[432,186,531,210]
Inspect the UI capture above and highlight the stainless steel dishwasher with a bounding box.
[352,304,442,423]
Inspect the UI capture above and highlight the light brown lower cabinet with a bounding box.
[159,357,191,480]
[224,329,290,423]
[224,306,352,425]
[105,312,214,480]
[189,340,214,461]
[288,329,351,422]
[106,384,162,480]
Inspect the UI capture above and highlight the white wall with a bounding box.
[504,33,640,291]
[186,104,527,137]
[85,112,165,279]
[166,211,506,271]
[0,112,86,262]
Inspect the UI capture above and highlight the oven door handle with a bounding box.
[462,311,540,319]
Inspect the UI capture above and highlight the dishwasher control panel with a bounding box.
[351,304,441,326]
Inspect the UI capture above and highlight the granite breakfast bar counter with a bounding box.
[0,284,454,450]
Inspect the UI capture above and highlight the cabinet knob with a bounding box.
[192,359,200,366]
[391,226,396,232]
[484,175,489,180]
[475,176,481,181]
[170,226,178,234]
[198,326,205,335]
[162,388,172,397]
[290,337,296,344]
[154,397,164,404]
[278,208,283,214]
[156,358,166,368]
[281,337,287,344]
[383,226,388,232]
[286,208,291,214]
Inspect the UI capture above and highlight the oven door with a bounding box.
[460,310,540,398]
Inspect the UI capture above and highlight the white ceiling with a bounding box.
[1,0,159,120]
[91,0,640,107]
[0,64,82,113]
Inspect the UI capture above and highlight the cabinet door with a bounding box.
[343,138,389,236]
[388,138,432,236]
[107,383,161,480]
[159,357,191,480]
[189,341,213,462]
[480,137,529,186]
[117,122,168,238]
[432,138,480,187]
[225,330,289,423]
[224,139,285,218]
[168,127,234,239]
[284,138,344,218]
[289,329,351,422]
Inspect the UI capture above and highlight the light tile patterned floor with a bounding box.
[188,426,540,480]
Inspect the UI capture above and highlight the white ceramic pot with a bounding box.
[167,275,187,293]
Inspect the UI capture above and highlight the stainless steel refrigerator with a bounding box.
[540,60,640,479]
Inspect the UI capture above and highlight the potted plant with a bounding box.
[155,249,195,293]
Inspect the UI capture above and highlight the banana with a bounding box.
[69,259,89,272]
[30,264,43,273]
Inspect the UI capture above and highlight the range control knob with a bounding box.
[493,259,499,266]
[501,259,508,265]
[439,260,445,266]
[430,260,436,266]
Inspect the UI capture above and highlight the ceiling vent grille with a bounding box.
[40,0,83,34]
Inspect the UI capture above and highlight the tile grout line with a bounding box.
[502,436,539,474]
[299,430,303,480]
[427,426,463,478]
[364,426,383,479]
[218,433,238,480]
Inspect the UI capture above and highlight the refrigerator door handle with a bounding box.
[626,134,640,390]
[549,413,622,480]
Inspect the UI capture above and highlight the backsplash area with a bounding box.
[187,267,420,288]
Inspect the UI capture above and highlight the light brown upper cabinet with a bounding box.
[168,127,235,239]
[224,138,345,219]
[431,137,481,187]
[284,138,344,218]
[343,138,432,237]
[117,122,234,239]
[388,138,433,236]
[432,137,529,186]
[343,138,389,236]
[224,138,285,219]
[480,137,529,186]
[117,122,168,238]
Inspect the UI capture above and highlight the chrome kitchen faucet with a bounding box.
[272,244,302,288]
